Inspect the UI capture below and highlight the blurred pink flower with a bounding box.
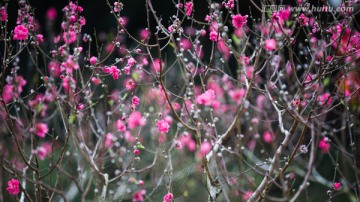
[116,120,126,132]
[317,93,332,106]
[36,142,52,160]
[199,142,212,157]
[34,123,49,138]
[105,133,115,148]
[242,191,253,201]
[133,189,146,201]
[263,131,274,143]
[128,111,145,129]
[196,89,215,106]
[46,7,57,20]
[0,6,8,21]
[264,39,277,51]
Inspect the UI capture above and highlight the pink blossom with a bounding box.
[134,149,140,155]
[6,179,20,195]
[34,123,49,138]
[104,66,119,80]
[124,131,135,142]
[205,15,211,22]
[242,191,253,201]
[116,120,126,132]
[263,131,274,143]
[118,17,128,26]
[138,180,144,186]
[333,182,341,190]
[151,59,164,72]
[217,40,230,60]
[224,0,235,10]
[139,29,150,40]
[196,89,215,106]
[251,118,259,125]
[62,30,76,44]
[298,13,309,26]
[132,96,140,107]
[54,35,60,43]
[2,84,14,103]
[163,193,174,202]
[232,14,248,29]
[133,189,146,201]
[36,34,44,43]
[178,132,196,151]
[46,7,57,20]
[209,31,218,41]
[264,39,277,51]
[199,142,211,157]
[319,137,330,153]
[317,93,332,106]
[37,142,52,160]
[127,57,136,67]
[279,6,291,20]
[272,12,280,21]
[128,111,145,129]
[13,25,29,40]
[105,133,115,148]
[125,79,136,90]
[0,6,8,21]
[90,56,97,65]
[79,16,86,26]
[156,119,170,133]
[229,88,246,103]
[184,2,193,16]
[239,55,250,65]
[91,77,102,85]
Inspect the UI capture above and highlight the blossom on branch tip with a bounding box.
[6,179,20,195]
[163,193,174,202]
[232,14,248,29]
[34,123,49,138]
[185,2,193,16]
[90,56,97,65]
[319,137,331,153]
[209,31,218,41]
[333,182,341,190]
[13,25,28,40]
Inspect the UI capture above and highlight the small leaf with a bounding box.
[231,34,240,45]
[132,72,139,82]
[323,77,330,86]
[37,104,43,113]
[137,144,144,149]
[69,114,76,124]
